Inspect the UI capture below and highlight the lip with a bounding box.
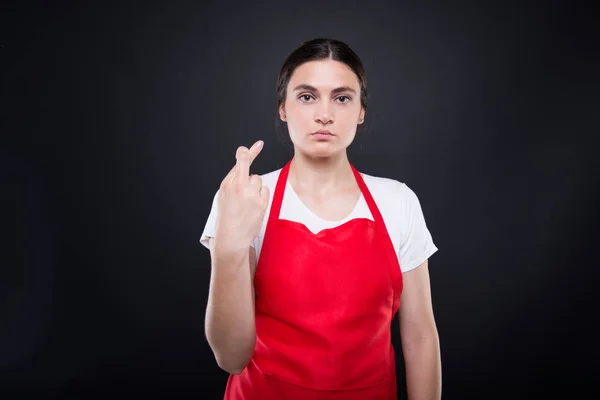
[311,130,335,140]
[312,130,334,135]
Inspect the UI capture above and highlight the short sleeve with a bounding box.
[199,190,220,249]
[398,185,438,273]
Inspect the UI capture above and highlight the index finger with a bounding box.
[235,140,264,180]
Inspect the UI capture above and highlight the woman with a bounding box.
[200,38,441,400]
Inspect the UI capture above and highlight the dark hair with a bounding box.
[275,38,368,145]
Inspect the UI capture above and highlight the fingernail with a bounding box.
[256,140,264,149]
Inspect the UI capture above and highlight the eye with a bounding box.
[336,96,351,103]
[299,94,314,102]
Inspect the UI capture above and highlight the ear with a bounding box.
[279,105,287,122]
[357,107,365,124]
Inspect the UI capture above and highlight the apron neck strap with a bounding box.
[350,164,386,226]
[267,160,291,227]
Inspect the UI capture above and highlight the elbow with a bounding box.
[215,354,251,375]
[221,365,244,375]
[401,324,440,347]
[401,332,440,354]
[208,338,254,376]
[205,327,256,375]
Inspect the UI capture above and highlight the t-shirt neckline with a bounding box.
[284,179,364,225]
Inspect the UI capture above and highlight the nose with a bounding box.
[314,103,334,125]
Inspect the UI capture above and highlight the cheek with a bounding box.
[286,104,312,129]
[287,101,309,117]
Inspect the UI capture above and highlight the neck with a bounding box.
[288,150,355,193]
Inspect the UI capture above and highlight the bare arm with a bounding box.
[399,259,442,400]
[204,141,268,375]
[205,239,258,374]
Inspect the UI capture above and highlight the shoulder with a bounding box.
[361,172,419,205]
[359,171,425,229]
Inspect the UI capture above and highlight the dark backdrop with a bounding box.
[2,1,598,398]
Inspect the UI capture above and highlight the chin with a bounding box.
[299,143,346,159]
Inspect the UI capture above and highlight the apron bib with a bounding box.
[223,160,403,400]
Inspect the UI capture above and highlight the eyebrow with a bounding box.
[292,84,357,95]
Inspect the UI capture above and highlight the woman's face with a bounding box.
[280,59,365,158]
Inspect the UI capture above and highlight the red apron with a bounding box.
[223,160,403,400]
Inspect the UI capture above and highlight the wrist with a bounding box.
[213,238,249,265]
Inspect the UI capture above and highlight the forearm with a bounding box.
[205,248,256,374]
[401,333,442,400]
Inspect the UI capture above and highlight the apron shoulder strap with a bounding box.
[266,161,291,229]
[350,164,386,227]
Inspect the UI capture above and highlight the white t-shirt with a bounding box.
[200,168,438,273]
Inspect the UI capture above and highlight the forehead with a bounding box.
[288,60,360,91]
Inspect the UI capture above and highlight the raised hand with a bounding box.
[215,140,270,253]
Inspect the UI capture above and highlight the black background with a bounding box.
[2,0,598,398]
